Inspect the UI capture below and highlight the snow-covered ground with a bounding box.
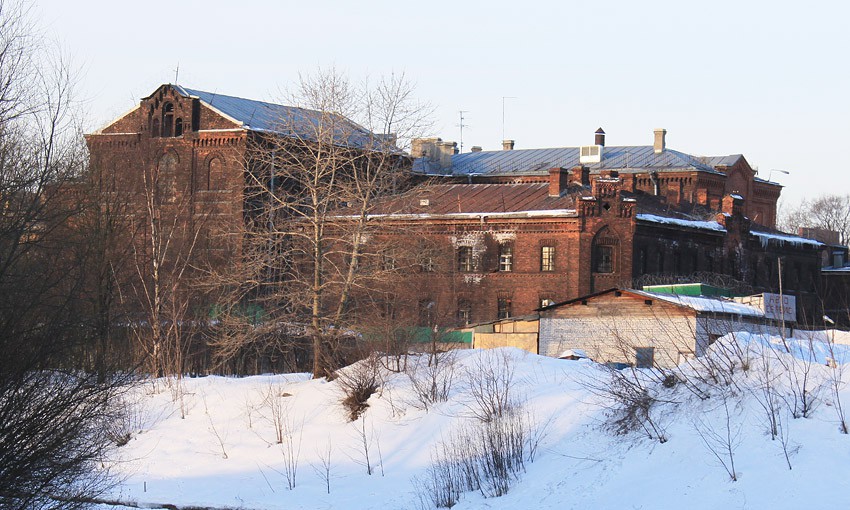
[104,331,850,510]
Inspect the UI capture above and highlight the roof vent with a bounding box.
[471,146,482,153]
[594,127,606,147]
[579,145,602,164]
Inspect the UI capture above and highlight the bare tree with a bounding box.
[779,194,850,244]
[208,69,431,379]
[0,1,130,507]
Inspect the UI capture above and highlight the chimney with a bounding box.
[502,139,515,151]
[471,146,482,153]
[436,140,458,169]
[411,137,440,159]
[594,127,606,147]
[653,128,666,154]
[571,165,590,186]
[548,167,569,197]
[722,193,744,216]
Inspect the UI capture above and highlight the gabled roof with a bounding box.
[414,145,732,177]
[539,288,766,318]
[175,85,324,134]
[95,84,391,150]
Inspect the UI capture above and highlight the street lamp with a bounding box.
[767,169,790,182]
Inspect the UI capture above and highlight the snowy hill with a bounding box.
[104,332,850,510]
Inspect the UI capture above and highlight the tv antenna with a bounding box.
[501,96,517,141]
[457,110,469,153]
[173,63,180,84]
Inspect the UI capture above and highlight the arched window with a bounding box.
[158,152,178,202]
[175,118,183,137]
[162,102,174,137]
[208,158,225,190]
[592,228,619,274]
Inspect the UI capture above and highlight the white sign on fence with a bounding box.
[761,293,796,322]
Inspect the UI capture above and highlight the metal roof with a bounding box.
[369,182,577,216]
[414,145,733,177]
[174,86,388,150]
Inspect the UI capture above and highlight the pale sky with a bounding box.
[35,0,850,206]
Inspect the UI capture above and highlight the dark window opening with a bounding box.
[175,118,183,136]
[594,245,614,273]
[457,299,472,325]
[418,299,436,326]
[644,299,653,305]
[497,295,512,319]
[162,102,174,137]
[457,246,474,272]
[635,347,655,368]
[151,118,160,137]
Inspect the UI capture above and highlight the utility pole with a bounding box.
[501,96,517,141]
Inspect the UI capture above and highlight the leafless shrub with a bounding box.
[591,366,670,443]
[257,382,292,444]
[202,393,228,459]
[406,349,456,412]
[693,396,742,482]
[349,416,380,476]
[462,349,519,423]
[279,416,303,490]
[337,353,382,421]
[824,329,848,434]
[103,391,146,447]
[413,408,533,506]
[779,335,823,419]
[312,439,334,494]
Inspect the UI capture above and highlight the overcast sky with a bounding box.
[35,0,850,206]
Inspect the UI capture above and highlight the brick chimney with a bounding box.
[653,128,667,154]
[548,167,569,197]
[722,193,744,216]
[502,139,515,151]
[570,165,590,186]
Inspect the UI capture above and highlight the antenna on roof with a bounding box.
[457,110,469,153]
[501,96,517,141]
[173,63,180,84]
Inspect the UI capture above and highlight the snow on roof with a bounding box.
[751,231,824,249]
[636,214,726,232]
[640,290,766,317]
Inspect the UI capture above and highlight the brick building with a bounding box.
[85,85,827,331]
[366,128,824,328]
[85,83,386,290]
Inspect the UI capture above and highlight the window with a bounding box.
[541,245,555,272]
[457,246,474,272]
[420,256,436,272]
[499,243,513,272]
[594,245,613,273]
[382,252,397,271]
[635,347,655,368]
[457,299,472,325]
[162,102,174,137]
[175,118,183,136]
[497,295,512,319]
[418,299,435,326]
